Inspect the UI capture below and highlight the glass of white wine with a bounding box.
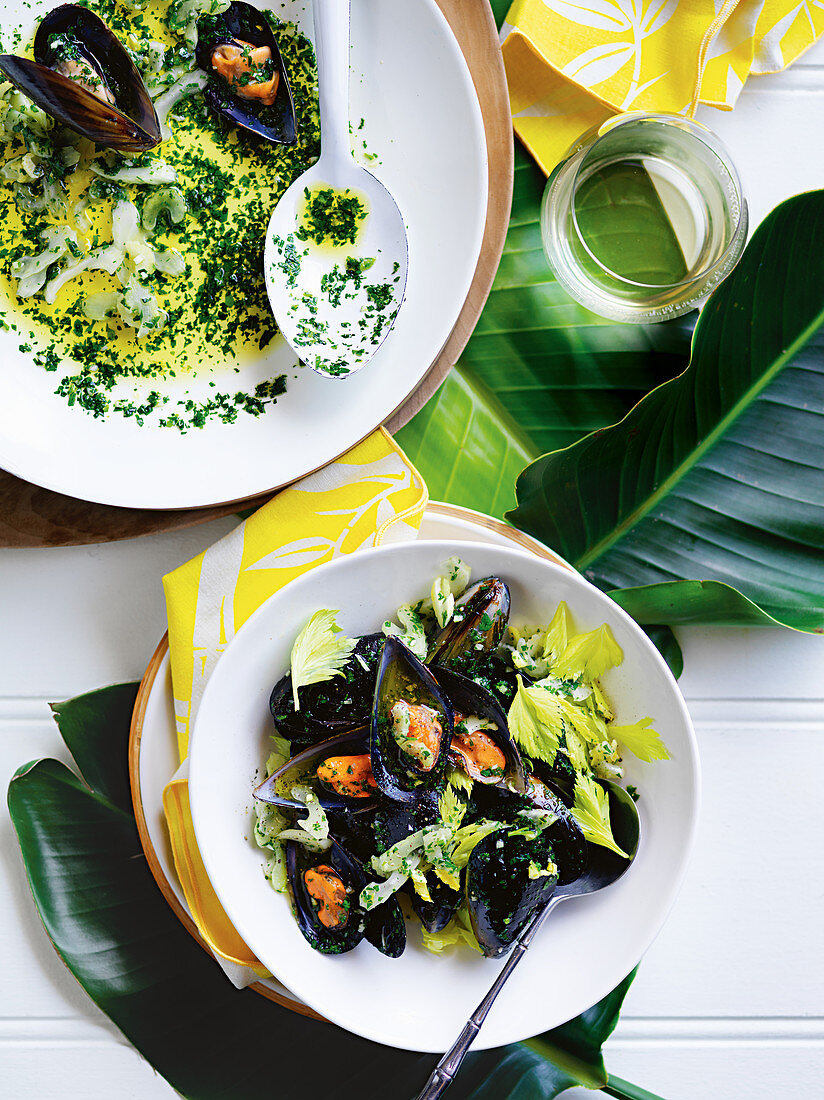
[541,113,747,323]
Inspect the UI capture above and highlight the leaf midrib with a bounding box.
[575,302,824,571]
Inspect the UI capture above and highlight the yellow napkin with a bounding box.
[502,0,824,173]
[161,428,427,981]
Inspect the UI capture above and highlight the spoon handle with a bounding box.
[414,895,562,1100]
[313,0,352,159]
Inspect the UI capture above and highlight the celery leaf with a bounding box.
[571,773,629,858]
[611,716,671,762]
[552,623,624,682]
[289,609,356,710]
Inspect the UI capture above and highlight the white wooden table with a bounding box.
[2,50,824,1100]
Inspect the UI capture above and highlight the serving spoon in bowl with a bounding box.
[264,0,408,379]
[416,780,641,1100]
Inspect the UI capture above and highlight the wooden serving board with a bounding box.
[0,0,513,548]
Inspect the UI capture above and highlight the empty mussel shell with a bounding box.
[286,839,367,954]
[428,577,511,668]
[0,5,160,152]
[269,633,384,749]
[195,1,296,144]
[456,652,519,710]
[466,829,559,958]
[371,637,454,804]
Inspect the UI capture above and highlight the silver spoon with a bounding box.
[415,780,641,1100]
[264,0,408,379]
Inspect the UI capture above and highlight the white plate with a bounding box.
[0,0,487,508]
[189,538,701,1052]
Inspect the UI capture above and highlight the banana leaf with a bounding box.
[508,191,824,633]
[395,144,696,518]
[8,684,659,1100]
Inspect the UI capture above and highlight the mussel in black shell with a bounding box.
[0,5,160,152]
[254,727,378,815]
[364,894,406,959]
[286,839,366,954]
[428,577,511,668]
[195,1,296,144]
[435,665,525,792]
[466,829,559,958]
[371,637,453,804]
[373,797,461,933]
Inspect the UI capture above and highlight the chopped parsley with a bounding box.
[296,185,368,248]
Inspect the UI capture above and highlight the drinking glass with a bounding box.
[541,113,747,323]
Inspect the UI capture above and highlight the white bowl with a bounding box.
[189,540,700,1051]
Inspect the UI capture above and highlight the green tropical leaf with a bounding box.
[49,683,138,813]
[603,1077,668,1100]
[8,684,644,1100]
[508,191,824,633]
[395,145,695,518]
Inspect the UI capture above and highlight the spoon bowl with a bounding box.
[555,779,641,901]
[264,0,408,379]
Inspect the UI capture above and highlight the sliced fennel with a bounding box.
[430,555,471,629]
[90,158,178,186]
[382,604,428,660]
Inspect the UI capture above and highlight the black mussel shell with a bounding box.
[0,5,160,152]
[435,665,525,792]
[364,895,406,958]
[286,839,366,954]
[270,633,383,749]
[373,797,459,933]
[411,875,462,934]
[466,830,558,958]
[253,727,376,814]
[371,638,453,804]
[428,578,511,668]
[473,783,587,886]
[325,802,379,864]
[529,745,577,804]
[195,1,295,145]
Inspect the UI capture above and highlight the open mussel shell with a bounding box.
[371,637,454,804]
[435,665,525,792]
[253,727,376,814]
[0,5,160,152]
[428,577,511,668]
[286,839,366,954]
[195,1,295,145]
[269,633,383,749]
[466,830,559,958]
